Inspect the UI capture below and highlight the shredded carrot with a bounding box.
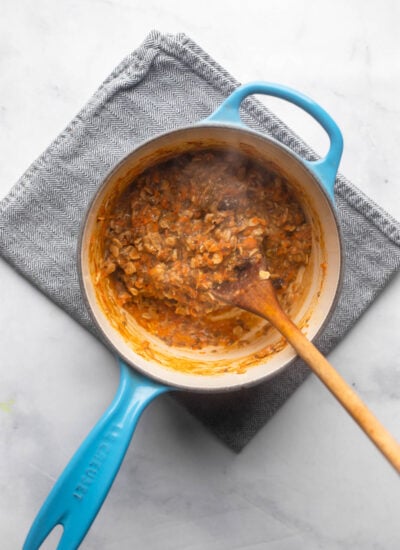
[100,149,312,349]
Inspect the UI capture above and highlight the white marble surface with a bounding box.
[1,1,400,549]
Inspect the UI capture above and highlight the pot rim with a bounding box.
[78,122,345,393]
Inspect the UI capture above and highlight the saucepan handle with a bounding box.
[206,81,343,200]
[23,360,170,550]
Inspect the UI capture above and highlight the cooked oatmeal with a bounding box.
[99,149,312,348]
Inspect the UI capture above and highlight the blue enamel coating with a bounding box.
[23,360,170,550]
[23,81,343,549]
[207,82,343,200]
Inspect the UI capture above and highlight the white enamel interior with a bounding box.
[80,125,342,392]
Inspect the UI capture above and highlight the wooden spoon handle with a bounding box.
[213,272,400,472]
[274,313,400,474]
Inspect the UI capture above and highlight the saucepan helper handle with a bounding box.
[23,360,170,550]
[206,81,344,200]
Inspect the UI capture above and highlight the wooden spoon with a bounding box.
[213,262,400,474]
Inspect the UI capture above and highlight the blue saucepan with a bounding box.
[24,82,343,549]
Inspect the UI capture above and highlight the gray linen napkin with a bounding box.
[1,31,400,452]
